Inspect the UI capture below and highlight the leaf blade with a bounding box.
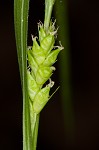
[14,0,32,150]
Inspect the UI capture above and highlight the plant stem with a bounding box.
[44,0,55,31]
[32,114,39,150]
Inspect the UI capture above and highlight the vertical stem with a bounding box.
[44,0,55,31]
[32,114,40,150]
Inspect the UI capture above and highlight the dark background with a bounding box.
[0,0,99,149]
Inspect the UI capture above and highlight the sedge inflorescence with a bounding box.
[27,21,63,114]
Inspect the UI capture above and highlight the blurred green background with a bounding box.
[0,0,99,149]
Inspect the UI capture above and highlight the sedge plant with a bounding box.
[14,0,63,149]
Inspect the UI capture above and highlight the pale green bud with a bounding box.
[43,48,61,66]
[36,66,55,85]
[38,23,46,42]
[27,71,40,101]
[27,50,38,77]
[32,37,45,65]
[40,34,55,55]
[33,80,54,114]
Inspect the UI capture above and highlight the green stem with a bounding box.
[32,114,40,150]
[44,0,55,31]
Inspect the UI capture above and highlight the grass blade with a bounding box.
[14,0,32,150]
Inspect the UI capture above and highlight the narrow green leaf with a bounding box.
[14,0,32,150]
